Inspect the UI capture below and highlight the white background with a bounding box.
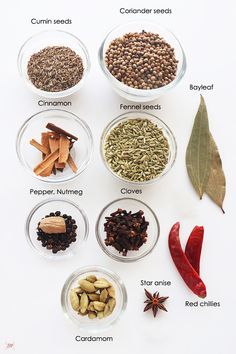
[1,0,235,353]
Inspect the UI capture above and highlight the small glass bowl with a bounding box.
[25,198,89,260]
[16,109,93,183]
[61,266,127,333]
[98,21,186,102]
[100,111,177,185]
[96,198,160,263]
[18,30,90,98]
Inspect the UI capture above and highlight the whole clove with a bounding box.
[104,208,149,256]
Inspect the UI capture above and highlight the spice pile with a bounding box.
[186,95,226,212]
[104,118,169,182]
[105,30,178,89]
[70,275,116,319]
[104,208,149,256]
[27,46,84,92]
[37,211,78,254]
[30,123,78,177]
[168,222,207,298]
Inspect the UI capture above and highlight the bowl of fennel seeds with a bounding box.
[101,112,177,184]
[18,30,90,98]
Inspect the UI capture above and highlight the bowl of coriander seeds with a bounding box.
[18,30,90,98]
[98,21,186,101]
[101,111,177,184]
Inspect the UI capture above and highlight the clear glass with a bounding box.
[98,21,186,102]
[96,198,160,263]
[61,266,127,333]
[18,30,90,98]
[16,109,93,183]
[100,111,177,185]
[25,198,89,260]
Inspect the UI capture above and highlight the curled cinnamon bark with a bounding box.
[46,123,78,141]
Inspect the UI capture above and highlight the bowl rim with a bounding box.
[25,198,89,260]
[61,265,128,332]
[95,197,160,263]
[17,29,91,98]
[98,20,187,96]
[16,108,93,184]
[100,110,177,185]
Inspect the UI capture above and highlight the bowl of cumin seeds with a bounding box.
[18,30,90,98]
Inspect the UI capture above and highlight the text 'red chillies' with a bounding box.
[168,222,207,298]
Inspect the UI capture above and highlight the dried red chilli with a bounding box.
[185,226,204,275]
[168,222,207,298]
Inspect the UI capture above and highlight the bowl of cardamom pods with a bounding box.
[101,111,177,184]
[61,266,127,332]
[18,30,90,98]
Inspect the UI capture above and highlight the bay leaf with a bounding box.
[206,135,226,213]
[186,95,211,199]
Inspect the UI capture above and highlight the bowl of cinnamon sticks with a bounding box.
[16,109,93,183]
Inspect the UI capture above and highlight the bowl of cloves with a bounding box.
[96,198,160,262]
[25,198,89,259]
[61,266,127,332]
[16,109,93,183]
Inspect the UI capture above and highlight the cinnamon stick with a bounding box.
[48,137,65,169]
[34,149,60,176]
[49,137,59,152]
[67,154,78,173]
[40,133,54,177]
[55,162,66,169]
[41,133,50,155]
[30,139,50,155]
[59,136,70,163]
[46,123,78,141]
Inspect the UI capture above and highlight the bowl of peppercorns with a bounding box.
[96,198,160,262]
[98,21,186,102]
[25,198,88,259]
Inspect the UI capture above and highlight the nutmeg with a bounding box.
[39,216,66,234]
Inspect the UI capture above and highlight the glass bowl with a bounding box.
[25,199,88,260]
[96,198,160,263]
[98,21,186,102]
[61,266,127,333]
[16,109,93,183]
[100,111,177,185]
[18,30,90,98]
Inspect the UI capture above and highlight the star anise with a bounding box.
[143,288,169,317]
